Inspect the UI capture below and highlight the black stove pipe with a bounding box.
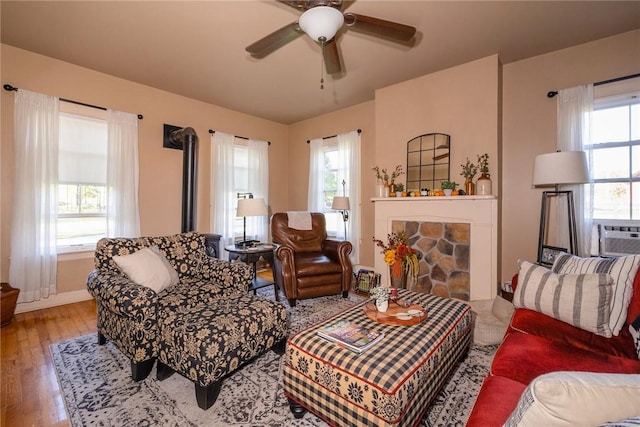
[166,126,198,233]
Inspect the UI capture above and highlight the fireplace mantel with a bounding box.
[372,196,498,300]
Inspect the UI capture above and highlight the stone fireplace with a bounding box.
[373,196,498,301]
[392,220,471,300]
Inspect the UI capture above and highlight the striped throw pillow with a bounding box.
[552,254,640,336]
[515,260,613,337]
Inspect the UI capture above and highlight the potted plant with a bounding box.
[369,286,390,312]
[394,182,405,197]
[441,180,458,196]
[476,153,492,195]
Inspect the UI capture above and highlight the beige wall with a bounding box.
[501,29,640,282]
[375,55,501,192]
[288,101,376,267]
[2,29,638,304]
[1,45,289,293]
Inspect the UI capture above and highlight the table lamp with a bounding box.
[532,150,589,262]
[236,195,268,248]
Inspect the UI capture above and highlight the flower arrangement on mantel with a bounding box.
[460,153,490,179]
[372,165,404,186]
[477,153,490,175]
[373,231,419,282]
[460,157,478,180]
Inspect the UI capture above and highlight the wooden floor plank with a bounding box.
[1,299,97,427]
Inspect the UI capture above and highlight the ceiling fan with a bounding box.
[245,0,417,75]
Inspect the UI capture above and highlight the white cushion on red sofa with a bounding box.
[552,253,640,336]
[504,371,640,427]
[515,260,613,337]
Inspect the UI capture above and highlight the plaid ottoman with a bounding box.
[157,293,288,410]
[283,289,472,426]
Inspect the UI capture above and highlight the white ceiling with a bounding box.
[2,1,639,124]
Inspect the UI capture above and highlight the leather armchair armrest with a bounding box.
[274,245,297,299]
[324,239,353,264]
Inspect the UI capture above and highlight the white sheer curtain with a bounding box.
[556,85,594,256]
[10,89,59,302]
[211,132,236,259]
[248,139,269,242]
[307,138,324,211]
[106,110,140,237]
[337,130,361,263]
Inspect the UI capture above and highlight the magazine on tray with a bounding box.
[317,319,384,353]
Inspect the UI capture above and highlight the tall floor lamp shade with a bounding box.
[236,196,268,248]
[332,179,350,240]
[331,196,350,239]
[532,151,589,263]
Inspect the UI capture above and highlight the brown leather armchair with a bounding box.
[271,212,353,307]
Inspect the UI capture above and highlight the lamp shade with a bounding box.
[331,196,350,210]
[236,198,268,217]
[298,6,344,42]
[532,151,589,186]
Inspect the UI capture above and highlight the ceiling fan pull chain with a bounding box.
[320,40,325,90]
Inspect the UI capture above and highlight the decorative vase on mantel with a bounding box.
[476,173,492,195]
[376,179,385,198]
[465,178,475,196]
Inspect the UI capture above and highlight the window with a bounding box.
[322,142,341,237]
[57,103,108,250]
[233,143,249,238]
[589,91,640,220]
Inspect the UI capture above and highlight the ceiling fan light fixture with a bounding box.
[298,6,344,42]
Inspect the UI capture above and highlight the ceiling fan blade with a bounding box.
[277,0,309,12]
[323,39,343,75]
[346,13,416,42]
[246,22,303,58]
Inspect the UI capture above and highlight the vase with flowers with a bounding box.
[476,153,492,195]
[369,286,389,312]
[373,231,419,289]
[460,157,478,195]
[372,165,405,197]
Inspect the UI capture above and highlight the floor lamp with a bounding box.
[532,151,589,264]
[332,180,350,240]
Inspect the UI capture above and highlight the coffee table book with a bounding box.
[316,319,384,353]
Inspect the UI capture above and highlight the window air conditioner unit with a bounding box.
[599,224,640,257]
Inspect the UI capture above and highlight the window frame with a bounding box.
[587,89,640,221]
[56,102,108,253]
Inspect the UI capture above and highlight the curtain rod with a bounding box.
[208,129,271,145]
[3,84,144,119]
[306,128,362,143]
[546,73,640,98]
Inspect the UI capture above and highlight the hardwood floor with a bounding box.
[1,299,97,427]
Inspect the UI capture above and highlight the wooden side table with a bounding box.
[224,245,278,301]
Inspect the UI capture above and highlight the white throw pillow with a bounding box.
[515,260,613,337]
[504,372,640,427]
[113,247,177,293]
[552,253,640,336]
[149,246,179,286]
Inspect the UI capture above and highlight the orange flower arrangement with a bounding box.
[372,231,419,281]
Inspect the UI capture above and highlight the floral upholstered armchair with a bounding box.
[86,231,252,381]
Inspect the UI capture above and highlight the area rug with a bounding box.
[51,290,496,426]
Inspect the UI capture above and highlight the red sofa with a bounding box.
[467,268,640,426]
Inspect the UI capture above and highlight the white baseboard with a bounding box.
[15,289,93,314]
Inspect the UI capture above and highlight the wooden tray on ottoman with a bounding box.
[363,300,427,326]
